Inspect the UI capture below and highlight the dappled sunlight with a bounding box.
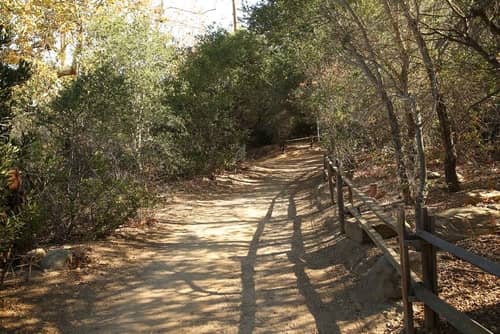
[1,146,397,333]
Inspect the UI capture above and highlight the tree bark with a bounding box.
[400,0,460,192]
[336,0,411,202]
[348,46,411,202]
[381,0,418,200]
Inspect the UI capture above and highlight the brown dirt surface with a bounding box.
[0,145,401,334]
[349,152,499,333]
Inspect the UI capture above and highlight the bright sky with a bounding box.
[152,0,263,45]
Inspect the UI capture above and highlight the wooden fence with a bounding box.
[323,155,499,334]
[282,136,316,152]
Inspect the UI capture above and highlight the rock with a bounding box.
[25,248,47,261]
[435,207,499,241]
[345,219,370,244]
[427,171,441,179]
[466,190,500,204]
[357,256,401,304]
[41,249,73,270]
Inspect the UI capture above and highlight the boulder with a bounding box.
[466,190,500,204]
[345,219,370,244]
[41,249,73,270]
[25,248,47,261]
[357,256,401,304]
[435,207,499,241]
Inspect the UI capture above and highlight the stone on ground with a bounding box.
[25,248,47,260]
[466,190,500,204]
[357,256,401,304]
[435,207,499,241]
[345,218,370,244]
[40,249,73,270]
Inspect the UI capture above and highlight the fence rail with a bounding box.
[323,154,498,334]
[281,136,317,152]
[285,135,317,143]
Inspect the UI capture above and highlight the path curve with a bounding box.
[1,145,395,334]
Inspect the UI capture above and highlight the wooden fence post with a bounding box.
[347,185,353,206]
[420,207,438,331]
[336,159,345,234]
[327,163,335,205]
[398,208,415,334]
[324,156,328,181]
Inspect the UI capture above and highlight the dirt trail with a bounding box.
[1,145,397,333]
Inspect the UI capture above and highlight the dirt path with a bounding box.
[1,145,398,333]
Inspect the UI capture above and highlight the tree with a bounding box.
[399,0,461,192]
[0,25,32,283]
[0,26,31,137]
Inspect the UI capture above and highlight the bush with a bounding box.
[37,174,149,242]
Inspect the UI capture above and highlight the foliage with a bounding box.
[0,0,497,261]
[0,26,32,256]
[167,28,309,175]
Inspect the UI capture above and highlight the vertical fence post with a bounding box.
[327,161,336,205]
[347,185,353,206]
[420,207,438,331]
[324,156,328,181]
[398,207,415,334]
[336,159,345,234]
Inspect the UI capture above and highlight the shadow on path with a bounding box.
[288,182,342,334]
[238,167,316,334]
[238,193,279,334]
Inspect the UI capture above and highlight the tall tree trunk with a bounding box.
[411,95,427,210]
[400,0,460,192]
[349,48,411,202]
[333,0,411,202]
[381,90,411,202]
[381,0,418,199]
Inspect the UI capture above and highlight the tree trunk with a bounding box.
[400,0,460,192]
[411,95,427,209]
[335,0,412,202]
[435,94,459,191]
[381,90,412,203]
[381,0,417,201]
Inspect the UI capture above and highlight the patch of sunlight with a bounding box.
[240,207,267,219]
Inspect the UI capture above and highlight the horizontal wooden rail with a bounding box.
[416,230,500,277]
[323,154,498,334]
[325,156,411,231]
[413,283,494,334]
[285,136,315,143]
[346,206,401,274]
